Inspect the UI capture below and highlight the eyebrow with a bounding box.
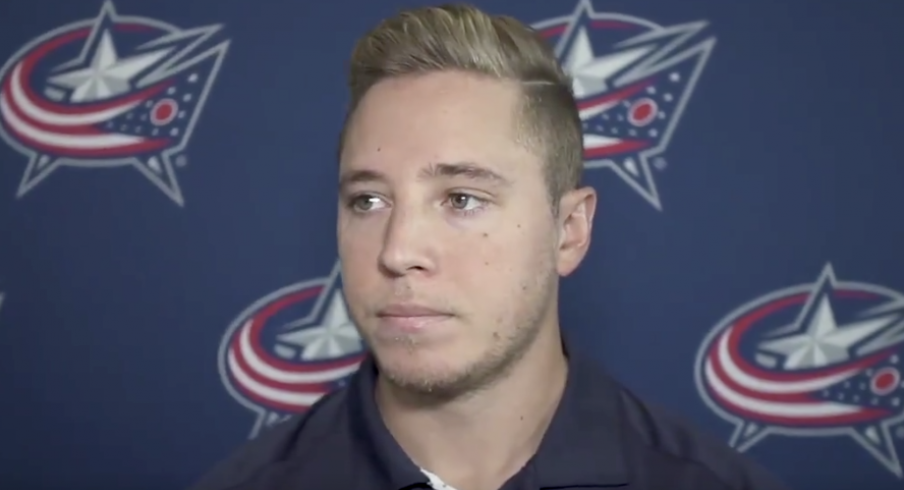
[338,169,384,193]
[338,162,512,193]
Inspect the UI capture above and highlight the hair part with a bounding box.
[339,3,585,213]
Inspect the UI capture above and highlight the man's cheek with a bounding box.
[466,240,518,274]
[340,228,382,259]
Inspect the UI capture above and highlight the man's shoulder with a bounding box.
[185,388,349,490]
[613,382,793,490]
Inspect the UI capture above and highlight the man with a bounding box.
[189,4,793,490]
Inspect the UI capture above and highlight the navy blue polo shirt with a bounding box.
[188,345,793,490]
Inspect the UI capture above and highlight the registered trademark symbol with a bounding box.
[652,157,667,170]
[174,155,188,167]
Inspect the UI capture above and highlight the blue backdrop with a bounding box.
[1,1,902,489]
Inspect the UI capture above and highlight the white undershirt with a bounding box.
[420,468,460,490]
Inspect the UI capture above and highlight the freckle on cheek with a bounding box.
[482,232,488,238]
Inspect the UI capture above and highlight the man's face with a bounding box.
[338,71,574,397]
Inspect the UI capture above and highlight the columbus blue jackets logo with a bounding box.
[695,264,904,478]
[0,1,229,206]
[218,260,366,438]
[532,0,715,210]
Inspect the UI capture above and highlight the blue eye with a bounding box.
[448,193,473,209]
[446,192,486,215]
[348,194,386,212]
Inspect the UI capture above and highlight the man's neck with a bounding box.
[374,327,569,490]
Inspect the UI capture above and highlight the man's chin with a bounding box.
[374,353,473,396]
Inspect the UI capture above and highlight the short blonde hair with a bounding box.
[340,3,584,211]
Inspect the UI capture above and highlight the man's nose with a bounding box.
[377,205,437,277]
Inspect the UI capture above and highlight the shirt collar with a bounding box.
[347,337,630,489]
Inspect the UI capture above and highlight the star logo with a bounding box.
[218,260,366,439]
[695,263,904,478]
[758,292,897,370]
[277,288,362,362]
[0,1,229,205]
[48,30,170,103]
[532,0,716,210]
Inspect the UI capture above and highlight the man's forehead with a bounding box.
[337,73,543,186]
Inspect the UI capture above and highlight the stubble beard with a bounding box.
[371,258,559,405]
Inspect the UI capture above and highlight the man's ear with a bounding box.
[555,186,597,276]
